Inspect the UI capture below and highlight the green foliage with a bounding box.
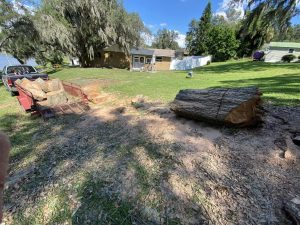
[0,0,39,64]
[186,2,239,61]
[186,2,212,56]
[207,25,239,62]
[273,24,300,42]
[235,0,299,56]
[1,0,145,67]
[212,8,242,28]
[36,50,64,66]
[152,29,179,50]
[281,54,296,63]
[195,2,212,55]
[48,60,300,106]
[35,0,145,67]
[237,14,274,57]
[185,19,199,55]
[233,0,298,28]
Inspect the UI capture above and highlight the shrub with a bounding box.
[207,25,240,62]
[282,54,296,63]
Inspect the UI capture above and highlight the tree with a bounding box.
[0,0,38,64]
[233,0,299,55]
[273,24,300,42]
[34,0,145,67]
[186,2,212,55]
[293,25,300,41]
[212,8,243,28]
[231,0,299,28]
[185,19,199,55]
[207,25,240,61]
[152,29,179,50]
[237,15,275,57]
[195,2,212,55]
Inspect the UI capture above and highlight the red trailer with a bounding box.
[16,81,90,119]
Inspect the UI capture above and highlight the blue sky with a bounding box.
[124,0,223,34]
[123,0,300,47]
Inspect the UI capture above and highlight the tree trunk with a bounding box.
[13,55,26,65]
[170,87,263,127]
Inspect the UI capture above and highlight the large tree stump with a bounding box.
[170,87,263,127]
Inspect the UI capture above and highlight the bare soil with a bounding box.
[4,91,300,225]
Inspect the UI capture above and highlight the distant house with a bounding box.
[131,48,175,71]
[264,42,300,63]
[70,46,209,70]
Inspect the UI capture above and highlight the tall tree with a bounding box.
[185,19,199,55]
[232,0,299,29]
[273,24,300,41]
[0,0,38,64]
[152,29,179,50]
[186,2,212,56]
[207,25,240,61]
[34,0,145,67]
[233,0,299,55]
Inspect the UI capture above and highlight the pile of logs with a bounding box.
[170,86,263,127]
[16,78,68,106]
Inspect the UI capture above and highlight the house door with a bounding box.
[133,56,145,69]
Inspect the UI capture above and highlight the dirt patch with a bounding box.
[3,93,300,225]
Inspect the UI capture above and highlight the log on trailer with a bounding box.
[170,87,263,127]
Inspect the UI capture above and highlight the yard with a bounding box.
[50,60,300,105]
[1,60,300,225]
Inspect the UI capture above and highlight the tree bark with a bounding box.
[13,55,26,65]
[170,87,263,127]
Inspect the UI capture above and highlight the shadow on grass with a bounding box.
[1,102,298,224]
[194,61,300,73]
[1,109,203,224]
[0,114,40,164]
[210,73,300,106]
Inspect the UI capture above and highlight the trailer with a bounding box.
[16,81,90,119]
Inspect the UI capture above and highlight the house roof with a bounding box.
[130,48,176,57]
[153,49,175,57]
[269,42,300,48]
[131,48,154,56]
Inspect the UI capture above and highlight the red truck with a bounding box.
[1,65,48,96]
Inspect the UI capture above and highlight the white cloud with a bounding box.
[141,32,155,46]
[175,31,186,48]
[143,22,156,30]
[216,0,245,21]
[12,0,35,15]
[160,23,167,27]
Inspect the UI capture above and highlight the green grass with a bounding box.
[0,59,299,224]
[50,60,300,106]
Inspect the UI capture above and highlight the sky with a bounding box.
[123,0,300,47]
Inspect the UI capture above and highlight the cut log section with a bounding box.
[170,87,263,127]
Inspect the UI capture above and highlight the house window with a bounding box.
[140,57,145,63]
[134,57,139,62]
[146,58,152,64]
[156,57,163,62]
[289,49,295,53]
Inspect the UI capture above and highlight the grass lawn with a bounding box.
[50,60,300,106]
[0,60,299,224]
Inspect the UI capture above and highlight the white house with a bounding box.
[264,42,300,63]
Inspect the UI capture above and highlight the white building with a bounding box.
[264,42,300,63]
